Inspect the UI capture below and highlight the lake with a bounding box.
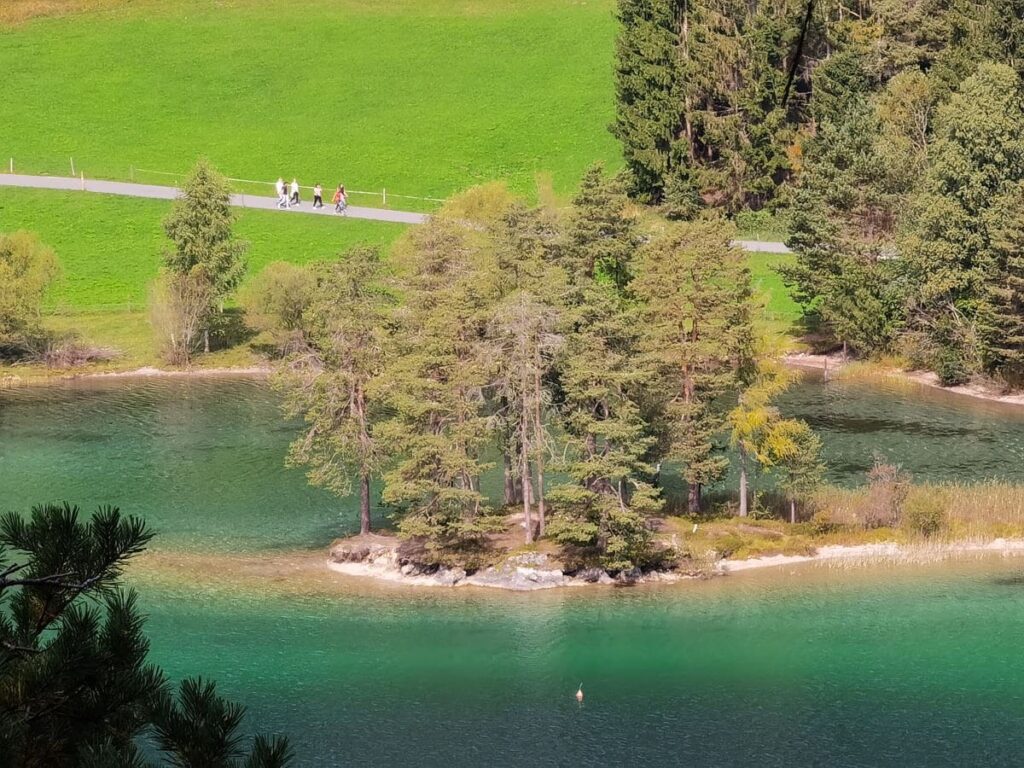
[3,374,1024,765]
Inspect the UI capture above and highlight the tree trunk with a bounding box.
[503,449,523,507]
[688,482,701,515]
[738,449,749,518]
[521,377,533,543]
[789,499,796,525]
[533,360,546,537]
[359,472,371,535]
[203,328,210,354]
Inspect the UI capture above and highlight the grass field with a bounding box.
[1,186,799,376]
[0,189,407,310]
[0,0,620,204]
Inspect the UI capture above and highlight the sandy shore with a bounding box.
[323,539,1024,590]
[783,353,1024,409]
[1,364,270,387]
[722,539,1024,573]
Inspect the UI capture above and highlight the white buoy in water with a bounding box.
[576,684,584,703]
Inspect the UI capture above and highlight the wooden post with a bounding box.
[70,157,75,176]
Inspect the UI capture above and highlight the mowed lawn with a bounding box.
[0,0,620,203]
[0,188,407,311]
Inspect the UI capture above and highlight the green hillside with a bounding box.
[0,0,620,204]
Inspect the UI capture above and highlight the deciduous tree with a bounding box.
[0,231,60,353]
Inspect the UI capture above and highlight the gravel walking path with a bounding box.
[0,173,789,251]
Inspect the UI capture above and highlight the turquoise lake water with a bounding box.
[3,376,1024,765]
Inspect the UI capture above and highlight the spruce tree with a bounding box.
[161,159,248,353]
[611,0,681,202]
[980,183,1024,382]
[902,63,1024,380]
[633,220,753,513]
[278,247,395,536]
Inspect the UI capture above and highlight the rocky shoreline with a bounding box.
[328,536,1024,591]
[327,538,688,591]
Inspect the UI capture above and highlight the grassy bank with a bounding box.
[0,189,407,310]
[660,482,1024,564]
[0,0,620,201]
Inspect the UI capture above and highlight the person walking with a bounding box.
[290,178,300,207]
[275,177,287,209]
[333,184,347,215]
[313,183,323,209]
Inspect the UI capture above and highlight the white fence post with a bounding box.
[382,187,387,206]
[70,157,75,176]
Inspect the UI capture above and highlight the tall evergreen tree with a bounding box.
[633,220,753,513]
[379,216,501,557]
[979,183,1024,381]
[902,63,1024,381]
[278,247,395,536]
[488,203,566,542]
[611,0,682,203]
[161,159,248,353]
[547,168,660,570]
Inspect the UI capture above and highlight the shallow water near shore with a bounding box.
[4,376,1024,765]
[134,557,1024,766]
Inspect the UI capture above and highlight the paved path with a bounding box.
[0,173,427,225]
[0,173,790,252]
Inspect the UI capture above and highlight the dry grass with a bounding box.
[0,0,125,26]
[813,482,1024,541]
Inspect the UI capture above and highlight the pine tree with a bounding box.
[633,220,753,513]
[488,203,566,542]
[378,216,502,558]
[277,247,395,536]
[547,168,660,570]
[560,164,638,294]
[0,503,291,767]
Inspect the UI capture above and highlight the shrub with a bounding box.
[149,271,215,366]
[902,493,947,538]
[810,509,838,535]
[239,261,314,335]
[0,231,60,355]
[935,346,970,386]
[863,457,910,528]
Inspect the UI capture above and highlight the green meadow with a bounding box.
[0,189,406,310]
[0,0,620,202]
